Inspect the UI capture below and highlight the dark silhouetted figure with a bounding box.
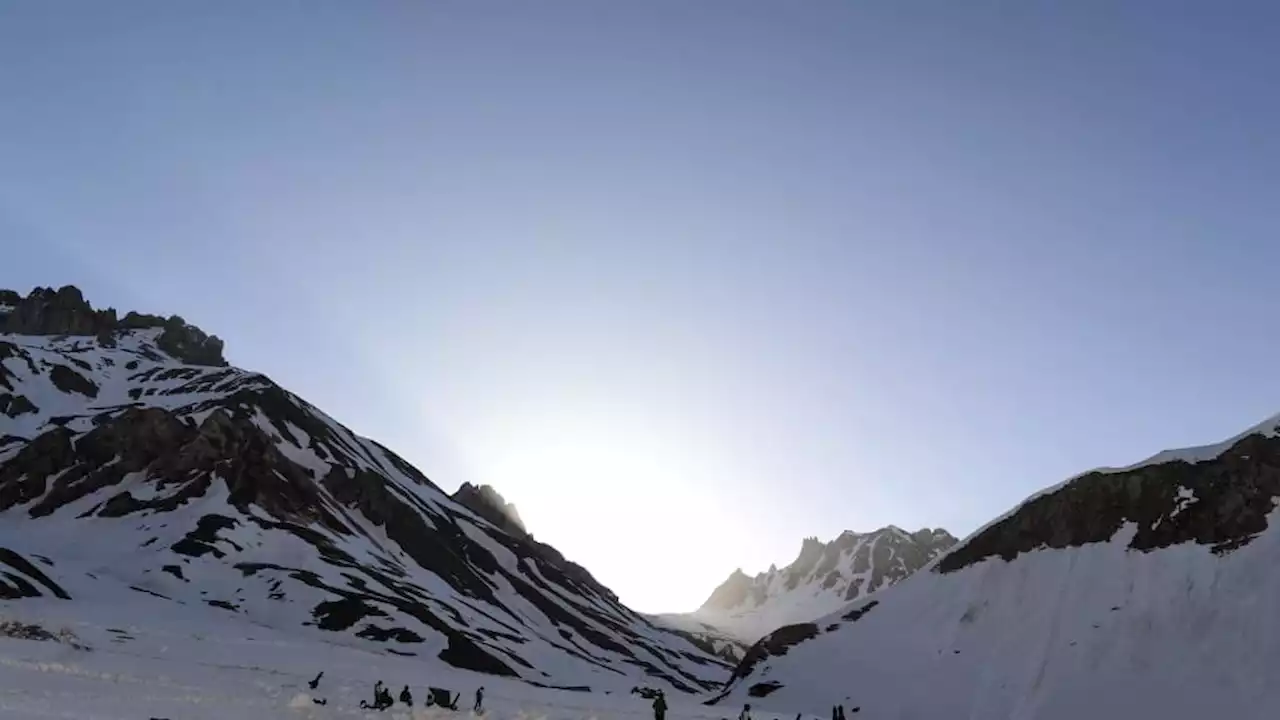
[308,671,324,690]
[428,687,460,709]
[653,692,668,720]
[360,681,394,711]
[739,704,752,720]
[401,686,414,706]
[312,698,328,706]
[475,686,485,712]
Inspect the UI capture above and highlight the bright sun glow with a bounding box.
[466,410,743,614]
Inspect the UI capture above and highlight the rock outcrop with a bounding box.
[937,429,1280,573]
[0,286,225,366]
[452,482,528,538]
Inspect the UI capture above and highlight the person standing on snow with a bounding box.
[739,703,752,720]
[652,691,668,720]
[475,686,485,713]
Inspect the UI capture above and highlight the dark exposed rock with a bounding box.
[841,599,878,622]
[747,681,782,697]
[171,515,239,558]
[0,286,225,366]
[0,286,114,337]
[48,364,98,398]
[312,597,388,631]
[729,623,819,684]
[937,430,1280,574]
[0,342,37,391]
[0,393,37,418]
[356,624,425,643]
[452,482,528,537]
[0,547,70,599]
[129,585,170,600]
[705,622,820,705]
[156,315,225,367]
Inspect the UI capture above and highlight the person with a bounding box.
[400,685,414,706]
[308,671,324,690]
[378,685,394,710]
[739,703,752,720]
[360,681,386,710]
[475,686,485,712]
[652,691,668,720]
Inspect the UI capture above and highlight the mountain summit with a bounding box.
[0,285,730,692]
[661,526,955,644]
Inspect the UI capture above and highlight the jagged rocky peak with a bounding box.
[452,482,528,537]
[0,285,225,367]
[688,524,957,643]
[702,525,958,610]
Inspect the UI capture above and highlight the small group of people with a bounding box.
[650,699,853,720]
[358,681,398,711]
[355,680,485,713]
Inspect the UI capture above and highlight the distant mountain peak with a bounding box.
[689,525,956,642]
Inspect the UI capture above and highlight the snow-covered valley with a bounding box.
[7,285,1280,719]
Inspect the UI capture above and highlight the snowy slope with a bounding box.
[712,413,1280,719]
[0,286,731,694]
[644,613,746,663]
[666,527,954,644]
[0,577,818,720]
[0,584,836,720]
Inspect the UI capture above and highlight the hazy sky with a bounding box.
[3,1,1280,612]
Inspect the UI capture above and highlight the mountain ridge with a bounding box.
[710,409,1280,718]
[0,285,731,693]
[659,525,955,644]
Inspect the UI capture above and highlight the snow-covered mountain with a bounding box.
[663,526,954,644]
[0,285,731,693]
[712,413,1280,719]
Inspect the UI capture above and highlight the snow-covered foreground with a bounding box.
[0,598,772,720]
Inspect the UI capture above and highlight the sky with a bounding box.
[3,1,1280,613]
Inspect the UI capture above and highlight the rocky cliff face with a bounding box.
[0,289,730,692]
[0,286,224,366]
[681,526,955,643]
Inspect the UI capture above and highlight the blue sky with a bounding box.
[3,1,1280,612]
